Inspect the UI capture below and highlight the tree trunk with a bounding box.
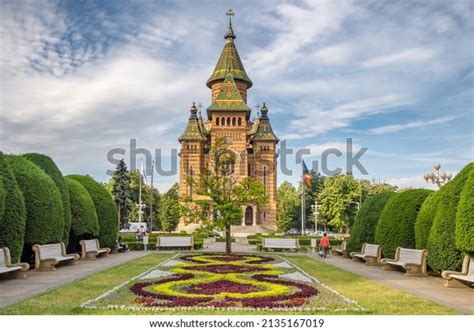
[225,225,232,254]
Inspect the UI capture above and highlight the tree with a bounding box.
[359,179,396,202]
[109,159,131,229]
[317,174,361,233]
[68,175,118,249]
[276,181,299,231]
[126,171,161,229]
[0,153,26,263]
[23,153,72,245]
[186,138,267,253]
[160,183,181,232]
[455,171,474,254]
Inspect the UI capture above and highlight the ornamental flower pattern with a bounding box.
[81,254,364,312]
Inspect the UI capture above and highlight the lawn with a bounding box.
[0,253,459,315]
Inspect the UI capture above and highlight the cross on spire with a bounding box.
[226,8,235,24]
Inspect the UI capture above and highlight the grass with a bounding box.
[285,255,460,315]
[0,253,460,315]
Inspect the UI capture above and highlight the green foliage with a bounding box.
[23,153,71,245]
[347,192,395,255]
[0,153,27,262]
[455,171,474,253]
[108,159,131,229]
[318,175,361,233]
[65,178,99,238]
[67,175,118,249]
[375,189,432,258]
[160,183,181,232]
[5,155,64,261]
[415,192,442,249]
[276,181,299,231]
[427,163,473,272]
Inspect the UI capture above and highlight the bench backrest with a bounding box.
[399,248,424,264]
[263,238,298,247]
[83,239,99,252]
[311,239,318,247]
[38,243,64,259]
[363,244,379,256]
[341,240,347,251]
[469,258,474,276]
[159,236,192,246]
[0,249,6,268]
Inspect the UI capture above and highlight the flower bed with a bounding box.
[81,253,364,312]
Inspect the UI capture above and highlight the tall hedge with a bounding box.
[375,189,432,258]
[67,175,118,249]
[415,192,442,249]
[347,192,395,255]
[455,171,474,254]
[23,153,71,245]
[65,178,99,251]
[427,163,473,273]
[5,155,64,262]
[0,153,27,262]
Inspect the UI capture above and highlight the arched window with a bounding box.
[188,165,194,198]
[238,118,242,126]
[232,117,236,126]
[227,117,231,126]
[263,166,268,195]
[216,117,220,126]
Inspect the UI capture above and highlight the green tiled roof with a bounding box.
[206,23,252,88]
[207,71,251,112]
[178,103,207,142]
[252,103,279,142]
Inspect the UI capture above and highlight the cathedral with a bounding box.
[178,11,279,232]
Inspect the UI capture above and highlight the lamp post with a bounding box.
[423,163,452,188]
[311,202,320,233]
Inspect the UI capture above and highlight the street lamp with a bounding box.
[423,163,453,188]
[311,202,321,233]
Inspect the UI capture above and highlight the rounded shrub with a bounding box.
[427,163,474,273]
[375,189,432,258]
[0,153,27,263]
[455,171,474,254]
[347,192,395,255]
[65,177,99,251]
[415,192,442,249]
[23,153,71,245]
[5,155,64,262]
[67,175,118,249]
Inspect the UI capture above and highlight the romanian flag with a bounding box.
[302,160,311,186]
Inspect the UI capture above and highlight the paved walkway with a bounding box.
[0,251,152,308]
[308,253,473,314]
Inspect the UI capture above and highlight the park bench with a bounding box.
[262,238,299,252]
[79,239,111,260]
[156,236,194,250]
[333,240,347,257]
[32,243,80,271]
[381,247,428,276]
[0,247,30,279]
[350,243,381,266]
[441,256,474,288]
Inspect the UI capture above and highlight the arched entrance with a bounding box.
[245,206,253,226]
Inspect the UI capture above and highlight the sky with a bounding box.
[1,0,473,193]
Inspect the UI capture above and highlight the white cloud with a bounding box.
[362,47,439,68]
[310,42,357,66]
[369,116,455,134]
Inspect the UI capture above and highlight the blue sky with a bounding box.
[0,0,472,192]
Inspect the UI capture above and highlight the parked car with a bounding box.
[284,229,301,236]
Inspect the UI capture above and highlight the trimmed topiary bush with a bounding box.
[347,192,395,256]
[0,153,27,263]
[67,175,118,249]
[23,153,71,245]
[375,189,432,258]
[427,163,474,273]
[455,171,474,254]
[5,155,64,263]
[415,192,442,249]
[64,177,99,252]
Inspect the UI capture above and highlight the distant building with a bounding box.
[178,12,279,232]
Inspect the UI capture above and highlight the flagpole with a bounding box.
[150,160,154,232]
[301,161,305,235]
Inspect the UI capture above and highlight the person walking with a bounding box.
[320,233,330,258]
